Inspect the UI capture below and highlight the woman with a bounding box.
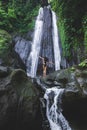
[39,56,48,77]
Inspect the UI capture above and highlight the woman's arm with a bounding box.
[48,61,54,65]
[39,56,44,60]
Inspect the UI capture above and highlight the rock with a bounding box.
[41,0,48,7]
[0,66,9,77]
[10,69,40,129]
[13,36,32,71]
[38,7,54,74]
[37,66,87,129]
[0,76,18,129]
[0,69,40,130]
[38,66,87,102]
[14,36,31,65]
[0,59,3,65]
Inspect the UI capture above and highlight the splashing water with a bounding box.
[26,7,43,78]
[52,11,61,70]
[44,87,72,130]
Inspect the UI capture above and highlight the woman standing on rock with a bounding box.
[39,56,54,77]
[39,56,48,77]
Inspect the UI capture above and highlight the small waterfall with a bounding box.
[52,11,61,70]
[44,87,71,130]
[26,7,43,77]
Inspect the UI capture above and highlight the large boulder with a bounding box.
[0,76,18,129]
[39,65,87,99]
[10,69,40,129]
[0,68,40,130]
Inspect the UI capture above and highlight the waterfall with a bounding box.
[26,7,43,77]
[52,11,61,70]
[26,7,61,77]
[14,6,61,77]
[44,87,71,130]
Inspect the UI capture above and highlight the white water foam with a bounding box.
[52,11,61,70]
[44,87,71,130]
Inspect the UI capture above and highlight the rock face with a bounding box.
[40,7,54,65]
[0,66,9,77]
[14,36,31,66]
[40,66,87,99]
[0,67,40,130]
[37,7,55,75]
[41,0,48,7]
[38,64,87,129]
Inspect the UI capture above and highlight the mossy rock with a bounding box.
[10,69,27,83]
[0,66,9,77]
[10,69,39,96]
[10,69,29,95]
[0,68,40,129]
[10,69,39,125]
[0,29,12,61]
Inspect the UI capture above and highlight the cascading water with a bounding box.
[52,11,61,70]
[26,7,43,77]
[44,87,72,130]
[26,6,61,77]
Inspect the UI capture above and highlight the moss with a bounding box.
[10,69,27,83]
[78,59,87,69]
[0,29,11,43]
[69,66,76,72]
[10,69,39,98]
[0,29,12,59]
[51,0,87,62]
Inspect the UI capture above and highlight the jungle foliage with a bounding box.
[0,0,40,61]
[0,29,12,63]
[0,0,40,33]
[51,0,87,63]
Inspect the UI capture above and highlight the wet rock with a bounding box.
[0,66,9,77]
[0,59,3,65]
[37,7,54,75]
[38,66,87,102]
[14,37,31,65]
[41,0,48,7]
[0,76,18,129]
[0,69,40,130]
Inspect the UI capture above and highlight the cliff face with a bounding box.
[38,7,55,75]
